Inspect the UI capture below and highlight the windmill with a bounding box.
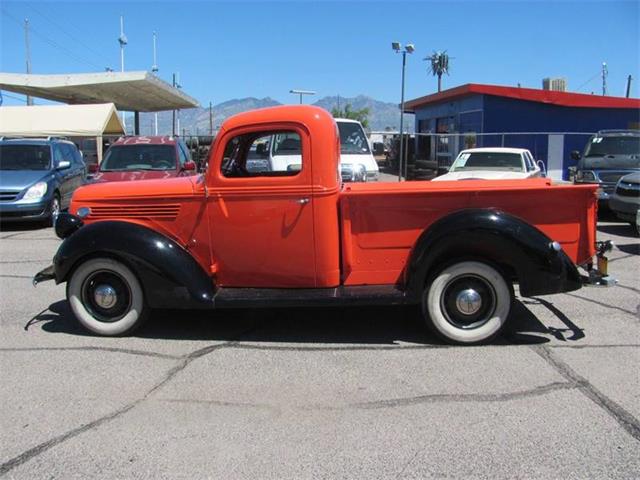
[425,51,451,92]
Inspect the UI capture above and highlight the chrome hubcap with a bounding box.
[455,288,482,315]
[93,284,117,309]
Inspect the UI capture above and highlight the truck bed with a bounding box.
[339,178,597,286]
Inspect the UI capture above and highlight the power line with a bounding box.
[576,71,601,92]
[25,2,114,67]
[1,8,103,70]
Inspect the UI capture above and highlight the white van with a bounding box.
[263,119,379,182]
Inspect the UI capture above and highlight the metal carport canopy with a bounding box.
[0,71,199,112]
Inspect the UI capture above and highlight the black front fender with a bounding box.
[405,209,582,299]
[53,220,214,309]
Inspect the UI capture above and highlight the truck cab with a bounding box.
[36,106,607,345]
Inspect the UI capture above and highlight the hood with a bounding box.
[432,170,532,181]
[620,172,640,184]
[73,175,199,204]
[340,154,379,173]
[582,155,640,170]
[0,170,51,190]
[92,170,177,182]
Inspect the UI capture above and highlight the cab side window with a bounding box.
[221,131,302,178]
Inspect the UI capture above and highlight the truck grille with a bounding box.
[616,183,640,197]
[0,191,20,202]
[88,204,181,220]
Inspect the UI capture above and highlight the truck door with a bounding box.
[206,127,316,288]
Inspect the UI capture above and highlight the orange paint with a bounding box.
[70,106,598,290]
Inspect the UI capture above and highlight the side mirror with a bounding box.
[57,160,71,170]
[183,161,196,171]
[88,164,99,174]
[570,150,581,161]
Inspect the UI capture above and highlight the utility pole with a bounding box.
[625,75,632,98]
[601,62,608,96]
[118,15,128,131]
[152,31,159,135]
[172,73,176,136]
[209,101,213,135]
[24,19,33,105]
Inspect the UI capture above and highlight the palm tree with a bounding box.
[426,51,450,92]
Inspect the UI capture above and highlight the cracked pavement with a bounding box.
[0,220,638,478]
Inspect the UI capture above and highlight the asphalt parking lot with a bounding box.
[0,218,638,479]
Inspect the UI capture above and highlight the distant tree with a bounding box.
[425,51,451,92]
[331,103,370,128]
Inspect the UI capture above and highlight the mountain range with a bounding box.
[136,95,414,136]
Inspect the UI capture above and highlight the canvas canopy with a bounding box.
[0,103,124,137]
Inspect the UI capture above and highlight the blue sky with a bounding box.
[1,0,638,107]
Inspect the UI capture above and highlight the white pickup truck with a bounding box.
[248,118,379,181]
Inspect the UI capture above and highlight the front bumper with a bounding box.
[0,198,50,221]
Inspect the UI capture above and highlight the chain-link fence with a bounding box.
[383,132,595,181]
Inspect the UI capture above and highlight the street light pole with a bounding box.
[152,31,159,135]
[24,18,33,105]
[290,89,316,104]
[392,42,415,182]
[118,15,128,131]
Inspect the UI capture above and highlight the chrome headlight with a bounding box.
[23,181,48,200]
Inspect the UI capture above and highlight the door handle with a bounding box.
[294,198,310,205]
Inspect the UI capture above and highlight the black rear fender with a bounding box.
[53,221,214,309]
[405,209,582,298]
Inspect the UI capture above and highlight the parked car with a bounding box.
[245,118,378,182]
[570,130,640,207]
[609,172,640,234]
[0,137,85,224]
[90,136,197,182]
[432,148,543,181]
[336,118,379,181]
[36,106,611,346]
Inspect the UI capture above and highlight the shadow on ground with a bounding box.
[0,221,49,233]
[27,298,583,347]
[597,223,638,238]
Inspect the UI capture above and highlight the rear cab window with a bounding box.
[221,130,303,178]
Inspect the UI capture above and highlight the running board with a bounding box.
[213,285,413,308]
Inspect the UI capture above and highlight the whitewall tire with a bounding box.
[423,261,512,345]
[67,258,148,336]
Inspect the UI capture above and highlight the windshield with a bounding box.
[271,133,301,156]
[584,136,640,157]
[451,152,523,171]
[338,122,370,155]
[101,145,176,171]
[0,145,51,171]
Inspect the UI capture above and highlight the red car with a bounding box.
[89,136,197,181]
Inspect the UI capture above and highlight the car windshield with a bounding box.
[271,133,301,156]
[0,145,51,170]
[338,122,370,155]
[100,145,176,171]
[451,152,523,171]
[584,136,640,157]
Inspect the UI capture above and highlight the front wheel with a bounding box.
[67,258,148,336]
[423,261,512,345]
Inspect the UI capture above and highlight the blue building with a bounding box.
[404,84,640,180]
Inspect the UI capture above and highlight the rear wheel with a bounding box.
[67,258,148,336]
[423,261,512,345]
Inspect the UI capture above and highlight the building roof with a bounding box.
[0,71,199,112]
[0,103,124,137]
[404,83,640,112]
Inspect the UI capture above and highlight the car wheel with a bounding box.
[67,258,148,336]
[48,194,61,227]
[423,261,512,345]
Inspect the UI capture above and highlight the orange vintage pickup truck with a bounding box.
[35,106,613,344]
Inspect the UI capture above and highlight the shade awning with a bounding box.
[0,103,125,137]
[0,71,199,112]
